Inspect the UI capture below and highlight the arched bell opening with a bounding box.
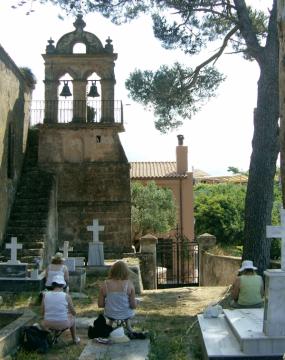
[86,72,101,123]
[58,73,74,123]
[73,42,87,54]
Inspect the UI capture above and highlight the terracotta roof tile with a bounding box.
[130,162,187,179]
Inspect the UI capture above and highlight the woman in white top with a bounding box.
[41,274,80,344]
[45,252,69,290]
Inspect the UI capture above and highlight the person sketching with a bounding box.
[45,252,69,291]
[98,260,137,332]
[230,260,264,308]
[41,274,80,344]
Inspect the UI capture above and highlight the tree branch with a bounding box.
[187,25,239,88]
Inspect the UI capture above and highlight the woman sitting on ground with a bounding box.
[98,260,137,333]
[45,252,69,291]
[230,260,264,308]
[41,274,80,344]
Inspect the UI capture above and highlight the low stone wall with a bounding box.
[200,251,281,286]
[200,251,241,286]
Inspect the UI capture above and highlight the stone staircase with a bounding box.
[3,128,55,265]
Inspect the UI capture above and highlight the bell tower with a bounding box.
[43,14,117,123]
[38,15,131,256]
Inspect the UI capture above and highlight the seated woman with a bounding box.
[98,260,137,332]
[41,274,80,344]
[45,252,69,291]
[230,260,264,308]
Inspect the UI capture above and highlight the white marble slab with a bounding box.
[79,339,150,360]
[198,314,244,358]
[224,309,285,355]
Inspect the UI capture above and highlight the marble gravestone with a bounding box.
[0,237,45,292]
[61,241,76,272]
[264,207,285,336]
[198,207,285,359]
[0,237,27,278]
[87,219,105,266]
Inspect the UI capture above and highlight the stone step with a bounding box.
[6,226,46,235]
[10,212,48,221]
[13,198,50,206]
[20,241,45,249]
[12,205,49,213]
[8,219,47,227]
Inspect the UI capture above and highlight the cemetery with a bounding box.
[0,1,284,360]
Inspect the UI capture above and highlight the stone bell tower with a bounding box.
[37,14,131,256]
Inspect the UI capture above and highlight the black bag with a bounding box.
[88,314,113,339]
[22,325,50,353]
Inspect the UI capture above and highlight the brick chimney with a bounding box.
[176,134,188,174]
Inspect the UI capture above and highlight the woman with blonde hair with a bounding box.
[98,260,137,331]
[45,252,69,291]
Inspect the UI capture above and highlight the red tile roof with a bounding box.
[130,161,188,179]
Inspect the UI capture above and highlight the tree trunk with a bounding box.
[278,0,285,207]
[243,33,279,274]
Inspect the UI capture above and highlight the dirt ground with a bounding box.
[16,286,230,360]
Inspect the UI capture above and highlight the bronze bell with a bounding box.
[87,81,100,97]
[60,81,72,97]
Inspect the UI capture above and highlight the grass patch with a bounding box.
[1,274,228,360]
[209,244,242,257]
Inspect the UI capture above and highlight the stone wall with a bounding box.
[38,124,131,254]
[0,45,33,245]
[200,251,241,286]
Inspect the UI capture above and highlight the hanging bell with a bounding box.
[60,81,72,97]
[87,81,100,97]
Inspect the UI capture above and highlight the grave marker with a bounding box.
[6,237,22,264]
[87,219,105,266]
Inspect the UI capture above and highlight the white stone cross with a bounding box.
[266,207,285,271]
[60,241,73,259]
[6,237,22,264]
[87,219,105,243]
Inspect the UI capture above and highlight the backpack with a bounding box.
[88,314,113,339]
[22,325,50,353]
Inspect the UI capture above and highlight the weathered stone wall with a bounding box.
[0,45,33,245]
[38,125,131,254]
[200,251,241,286]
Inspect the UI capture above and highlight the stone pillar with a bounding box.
[263,269,285,336]
[139,234,158,290]
[197,233,216,286]
[100,78,115,123]
[44,80,59,123]
[72,80,87,123]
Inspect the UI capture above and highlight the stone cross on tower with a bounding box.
[6,237,22,264]
[87,219,105,266]
[87,219,105,243]
[266,207,285,271]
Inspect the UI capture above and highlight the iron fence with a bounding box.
[157,238,199,288]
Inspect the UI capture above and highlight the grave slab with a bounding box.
[79,339,150,360]
[198,310,285,359]
[0,264,28,278]
[224,309,285,356]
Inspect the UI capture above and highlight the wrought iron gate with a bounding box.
[156,238,199,288]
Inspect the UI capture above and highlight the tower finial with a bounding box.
[73,13,86,31]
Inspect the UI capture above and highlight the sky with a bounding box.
[0,0,272,175]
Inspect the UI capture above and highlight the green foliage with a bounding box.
[19,67,37,88]
[126,63,224,132]
[131,181,176,239]
[194,183,246,245]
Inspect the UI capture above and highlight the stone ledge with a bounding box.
[79,339,150,360]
